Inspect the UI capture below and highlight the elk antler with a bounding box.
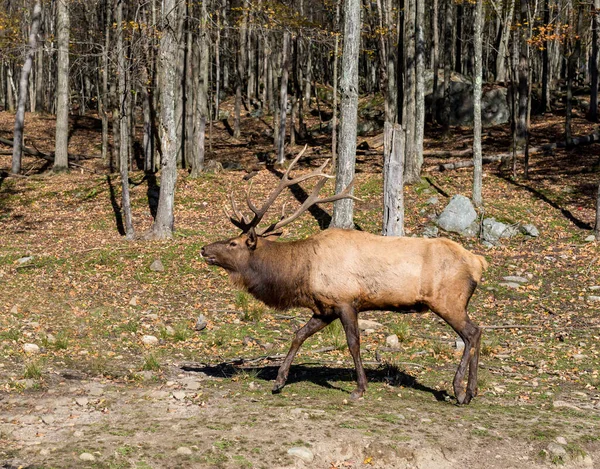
[227,145,360,236]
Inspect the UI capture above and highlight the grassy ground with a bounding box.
[0,108,599,468]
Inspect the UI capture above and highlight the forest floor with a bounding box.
[0,104,599,469]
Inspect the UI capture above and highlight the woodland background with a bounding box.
[1,0,600,468]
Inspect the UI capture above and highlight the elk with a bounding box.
[201,147,488,404]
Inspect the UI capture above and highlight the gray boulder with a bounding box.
[482,218,519,245]
[436,195,477,236]
[424,70,510,127]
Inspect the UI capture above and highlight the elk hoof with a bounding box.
[272,382,285,394]
[455,390,467,405]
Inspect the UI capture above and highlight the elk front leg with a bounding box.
[338,304,367,400]
[273,314,333,394]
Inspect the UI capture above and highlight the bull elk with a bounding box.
[201,147,488,404]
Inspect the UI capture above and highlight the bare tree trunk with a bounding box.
[413,0,425,180]
[54,0,70,171]
[382,123,405,236]
[148,0,179,240]
[495,0,515,83]
[403,0,419,182]
[7,64,16,112]
[101,0,112,166]
[115,0,134,239]
[566,8,582,145]
[596,181,600,240]
[472,0,483,207]
[518,0,530,178]
[332,0,361,229]
[12,0,42,174]
[277,32,290,165]
[590,0,600,122]
[191,0,209,178]
[541,0,550,113]
[431,0,439,123]
[441,0,453,134]
[331,0,341,165]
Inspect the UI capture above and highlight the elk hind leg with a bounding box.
[338,304,367,400]
[273,314,333,394]
[437,308,481,405]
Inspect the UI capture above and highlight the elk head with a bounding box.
[200,146,359,271]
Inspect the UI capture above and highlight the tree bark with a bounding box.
[441,0,453,134]
[116,0,134,239]
[541,0,550,113]
[54,0,70,171]
[403,0,417,181]
[277,31,290,165]
[382,123,405,236]
[413,0,425,181]
[12,0,42,175]
[596,181,600,240]
[472,0,483,207]
[518,0,530,178]
[332,0,361,229]
[148,0,179,240]
[331,0,341,165]
[590,0,600,122]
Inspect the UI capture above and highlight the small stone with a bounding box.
[587,296,600,302]
[129,296,138,306]
[556,436,568,445]
[88,385,104,396]
[502,276,528,283]
[422,225,439,238]
[45,334,56,344]
[520,224,540,237]
[23,343,40,354]
[150,259,165,272]
[176,447,193,455]
[573,354,587,360]
[41,415,55,425]
[195,314,208,331]
[455,338,465,351]
[546,443,567,458]
[40,448,50,456]
[79,453,96,462]
[553,400,581,411]
[165,325,175,336]
[287,447,314,463]
[358,319,383,331]
[499,282,521,289]
[142,335,159,346]
[386,334,400,349]
[180,378,201,390]
[75,397,89,407]
[589,286,600,291]
[17,256,34,264]
[585,235,597,242]
[10,305,18,314]
[140,371,154,381]
[172,391,187,401]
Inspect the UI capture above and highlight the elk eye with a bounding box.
[229,241,237,247]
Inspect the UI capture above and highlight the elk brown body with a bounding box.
[202,227,488,404]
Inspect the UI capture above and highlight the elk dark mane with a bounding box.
[237,239,314,310]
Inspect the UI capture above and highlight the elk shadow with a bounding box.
[181,362,448,402]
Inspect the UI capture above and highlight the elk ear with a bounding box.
[246,228,258,250]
